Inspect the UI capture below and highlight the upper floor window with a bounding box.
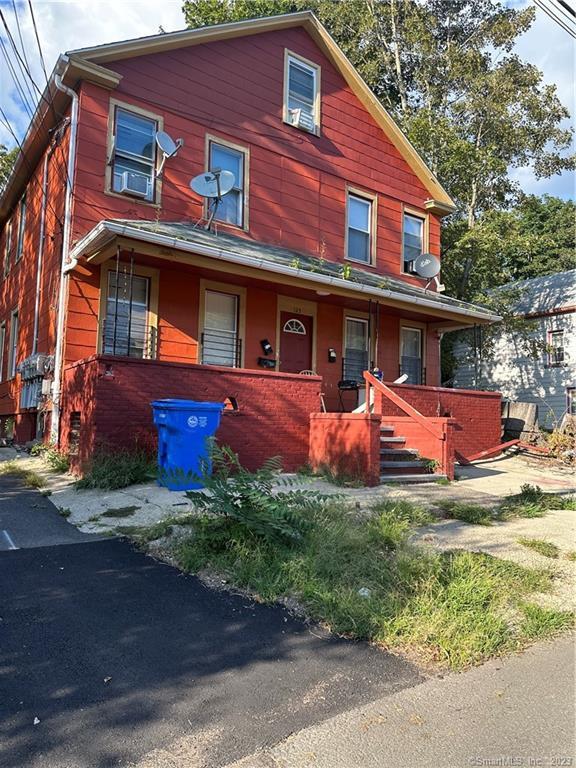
[15,194,26,262]
[284,51,320,135]
[0,322,5,382]
[346,191,375,264]
[208,139,247,229]
[547,328,565,367]
[403,212,426,273]
[111,107,158,202]
[3,219,12,277]
[8,309,18,379]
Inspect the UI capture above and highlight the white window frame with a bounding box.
[345,188,377,265]
[547,328,565,367]
[207,137,249,230]
[283,49,321,136]
[8,309,18,379]
[3,219,12,277]
[0,322,5,381]
[106,99,164,206]
[15,193,26,262]
[568,387,576,416]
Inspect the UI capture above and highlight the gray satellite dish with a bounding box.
[155,130,183,176]
[190,169,235,198]
[413,253,440,279]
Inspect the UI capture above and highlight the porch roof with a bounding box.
[69,219,501,327]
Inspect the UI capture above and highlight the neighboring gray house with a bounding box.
[453,270,576,427]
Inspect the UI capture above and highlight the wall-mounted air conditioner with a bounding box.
[289,108,315,133]
[119,171,150,198]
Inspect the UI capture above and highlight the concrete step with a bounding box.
[380,473,448,484]
[380,448,419,458]
[380,425,395,433]
[380,436,406,444]
[380,460,426,469]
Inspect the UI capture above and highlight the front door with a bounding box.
[279,312,313,373]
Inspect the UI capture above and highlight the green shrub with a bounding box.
[31,443,70,473]
[501,484,576,518]
[76,448,156,490]
[186,445,334,545]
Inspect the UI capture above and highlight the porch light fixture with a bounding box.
[328,348,337,363]
[260,339,273,355]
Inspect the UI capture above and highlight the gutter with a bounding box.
[50,67,79,445]
[70,221,501,324]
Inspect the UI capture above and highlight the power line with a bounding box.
[533,0,576,37]
[11,0,31,73]
[552,0,576,21]
[0,37,35,119]
[27,0,50,91]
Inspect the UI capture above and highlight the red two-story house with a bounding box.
[0,12,502,483]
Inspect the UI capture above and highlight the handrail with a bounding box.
[363,371,444,440]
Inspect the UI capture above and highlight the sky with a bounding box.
[0,0,574,200]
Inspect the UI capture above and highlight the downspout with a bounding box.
[50,71,78,444]
[32,149,52,354]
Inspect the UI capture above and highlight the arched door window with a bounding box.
[282,318,307,335]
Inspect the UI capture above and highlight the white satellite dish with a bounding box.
[155,130,183,176]
[412,252,446,292]
[190,169,235,199]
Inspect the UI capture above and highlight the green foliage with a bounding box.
[30,443,70,473]
[565,551,576,562]
[186,444,334,545]
[517,538,560,559]
[58,507,72,518]
[500,484,576,518]
[174,495,562,669]
[101,505,141,518]
[0,144,18,191]
[439,501,495,526]
[75,449,156,490]
[0,461,44,488]
[519,603,574,640]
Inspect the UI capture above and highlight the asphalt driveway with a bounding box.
[0,476,423,768]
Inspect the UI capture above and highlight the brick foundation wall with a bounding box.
[383,383,501,460]
[309,413,382,486]
[61,356,322,472]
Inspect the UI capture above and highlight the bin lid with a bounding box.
[151,399,225,410]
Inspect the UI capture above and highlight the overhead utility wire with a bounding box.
[0,37,36,119]
[11,0,31,72]
[533,0,576,36]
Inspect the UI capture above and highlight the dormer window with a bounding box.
[109,104,161,203]
[284,51,320,135]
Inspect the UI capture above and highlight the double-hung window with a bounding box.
[3,219,12,277]
[111,108,158,201]
[15,194,26,261]
[202,289,241,368]
[343,317,369,383]
[400,326,423,384]
[284,51,320,134]
[208,140,247,228]
[103,271,151,358]
[547,329,565,367]
[346,191,374,264]
[8,309,18,379]
[0,322,5,381]
[403,212,425,273]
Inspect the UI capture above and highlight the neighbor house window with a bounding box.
[346,191,375,264]
[400,326,423,384]
[343,317,369,383]
[3,219,12,276]
[568,388,576,416]
[547,329,565,367]
[8,309,18,379]
[202,289,240,367]
[403,212,425,273]
[103,271,151,358]
[208,140,247,228]
[284,51,320,134]
[111,107,158,201]
[15,193,26,261]
[0,322,5,381]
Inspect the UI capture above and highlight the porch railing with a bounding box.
[101,319,158,359]
[399,360,426,385]
[342,351,369,383]
[200,329,242,368]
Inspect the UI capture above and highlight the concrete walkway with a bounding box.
[225,634,576,768]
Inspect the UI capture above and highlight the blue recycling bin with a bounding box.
[151,399,225,491]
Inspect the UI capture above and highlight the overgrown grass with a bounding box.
[566,551,576,562]
[0,461,44,488]
[30,443,69,473]
[75,449,156,490]
[517,538,560,559]
[438,501,495,526]
[101,505,141,518]
[519,603,574,639]
[171,500,560,669]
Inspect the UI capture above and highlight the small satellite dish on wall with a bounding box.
[155,130,183,176]
[412,253,446,292]
[190,170,235,199]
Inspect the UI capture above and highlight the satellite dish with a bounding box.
[413,253,440,279]
[190,170,235,199]
[155,130,183,176]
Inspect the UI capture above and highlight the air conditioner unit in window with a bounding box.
[119,171,150,198]
[289,108,315,133]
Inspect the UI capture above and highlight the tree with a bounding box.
[182,1,574,300]
[0,144,18,192]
